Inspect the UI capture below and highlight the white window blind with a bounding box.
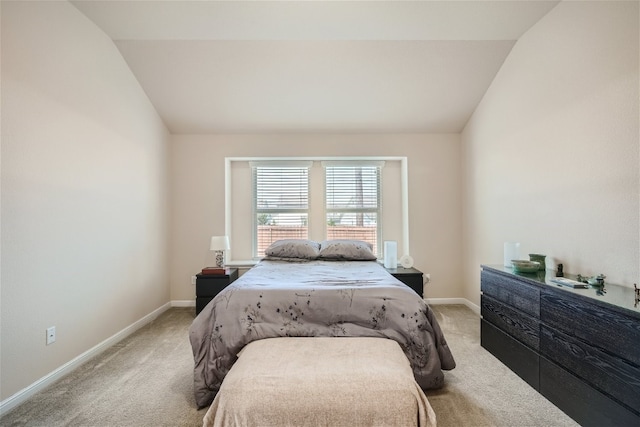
[252,162,311,257]
[323,162,383,255]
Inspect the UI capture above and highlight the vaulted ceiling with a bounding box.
[71,1,560,134]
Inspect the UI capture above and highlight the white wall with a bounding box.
[1,1,170,401]
[461,0,639,306]
[169,134,463,301]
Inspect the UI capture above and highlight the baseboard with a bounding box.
[171,299,195,307]
[0,302,172,416]
[426,297,480,315]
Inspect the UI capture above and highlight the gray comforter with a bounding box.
[189,259,456,408]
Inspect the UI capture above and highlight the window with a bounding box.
[251,162,311,257]
[323,162,383,255]
[228,157,405,263]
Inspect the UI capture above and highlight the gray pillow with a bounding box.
[318,240,377,260]
[261,256,312,263]
[264,239,320,259]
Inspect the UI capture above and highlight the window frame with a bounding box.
[323,161,384,256]
[250,161,312,258]
[225,157,409,265]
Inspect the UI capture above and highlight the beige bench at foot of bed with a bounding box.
[202,337,437,427]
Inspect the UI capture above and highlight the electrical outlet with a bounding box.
[191,276,197,285]
[425,273,431,285]
[46,326,56,345]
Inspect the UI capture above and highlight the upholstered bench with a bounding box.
[203,337,436,427]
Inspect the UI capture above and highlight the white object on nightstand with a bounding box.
[400,255,414,268]
[383,241,397,268]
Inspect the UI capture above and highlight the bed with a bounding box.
[189,239,456,409]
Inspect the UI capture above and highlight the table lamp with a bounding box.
[210,236,230,267]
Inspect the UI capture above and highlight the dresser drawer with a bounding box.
[540,290,640,366]
[481,294,540,351]
[481,319,539,389]
[540,357,640,427]
[541,325,640,413]
[481,269,540,317]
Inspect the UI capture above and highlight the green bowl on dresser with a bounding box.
[511,260,541,273]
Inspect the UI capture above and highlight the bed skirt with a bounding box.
[202,337,437,427]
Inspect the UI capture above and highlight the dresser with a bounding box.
[480,265,640,426]
[195,268,239,315]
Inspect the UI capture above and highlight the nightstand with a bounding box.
[195,268,239,315]
[385,267,424,297]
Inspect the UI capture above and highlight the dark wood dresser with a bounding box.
[480,265,640,426]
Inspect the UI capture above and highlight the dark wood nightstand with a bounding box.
[385,267,424,297]
[195,268,239,315]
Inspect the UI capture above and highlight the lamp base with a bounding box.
[214,251,224,268]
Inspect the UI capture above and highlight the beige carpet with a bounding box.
[1,305,578,427]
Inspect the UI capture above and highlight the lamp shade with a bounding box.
[210,236,230,251]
